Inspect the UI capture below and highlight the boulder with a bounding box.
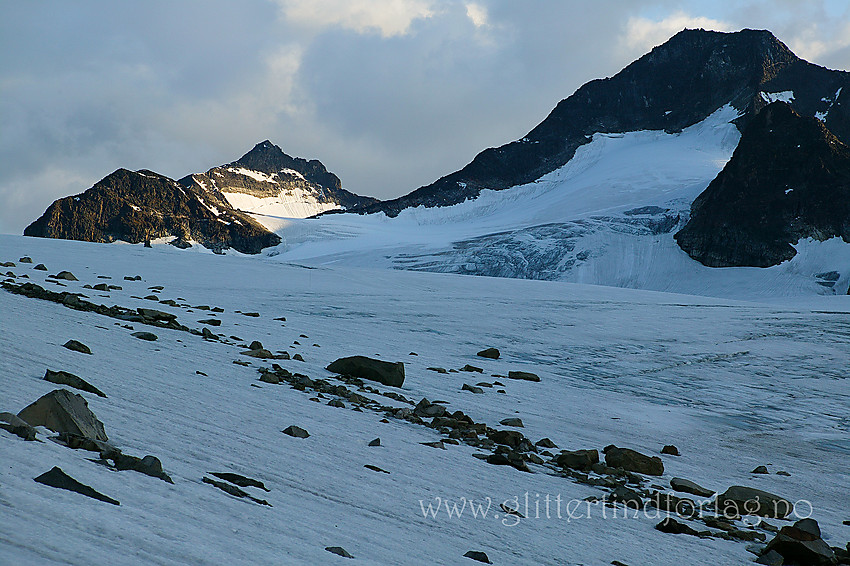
[461,364,484,373]
[62,339,92,354]
[327,356,405,387]
[199,319,221,326]
[137,308,177,322]
[489,430,525,449]
[43,369,106,398]
[248,340,264,350]
[507,370,540,382]
[34,263,48,271]
[241,348,275,359]
[535,438,558,449]
[752,465,769,474]
[717,486,793,518]
[92,283,109,291]
[604,445,664,475]
[33,466,119,505]
[325,547,353,559]
[18,389,108,441]
[54,271,78,281]
[368,438,381,447]
[463,550,492,564]
[19,256,33,263]
[131,331,158,341]
[462,383,484,394]
[761,518,836,565]
[661,444,680,456]
[556,449,599,471]
[476,348,500,359]
[413,398,447,418]
[499,417,524,427]
[670,477,715,498]
[0,411,37,440]
[109,454,173,483]
[655,517,700,536]
[282,425,310,438]
[209,472,269,492]
[609,486,644,507]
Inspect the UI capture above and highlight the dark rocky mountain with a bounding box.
[361,28,850,217]
[24,168,280,254]
[675,102,850,267]
[183,141,378,212]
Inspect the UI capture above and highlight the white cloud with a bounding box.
[465,3,488,28]
[275,0,435,37]
[623,11,733,54]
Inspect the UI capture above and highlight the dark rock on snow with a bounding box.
[476,348,500,359]
[603,445,664,476]
[327,356,405,387]
[0,411,37,440]
[661,444,680,456]
[325,546,353,558]
[131,331,158,341]
[556,449,599,471]
[670,477,715,498]
[43,369,107,398]
[34,466,119,505]
[18,388,108,441]
[463,550,492,564]
[507,370,540,382]
[62,339,92,354]
[282,425,310,438]
[716,485,793,518]
[209,472,270,492]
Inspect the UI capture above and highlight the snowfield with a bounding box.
[2,234,849,565]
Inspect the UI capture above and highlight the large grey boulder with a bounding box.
[18,389,108,441]
[43,369,106,398]
[761,518,836,564]
[717,486,793,518]
[604,445,664,475]
[327,356,405,387]
[556,449,599,471]
[670,477,715,498]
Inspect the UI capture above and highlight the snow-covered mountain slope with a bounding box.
[183,141,378,228]
[260,105,850,299]
[2,234,849,565]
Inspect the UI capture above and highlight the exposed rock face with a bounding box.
[18,388,108,441]
[185,141,377,215]
[24,168,280,254]
[326,356,405,387]
[676,102,850,266]
[43,369,107,398]
[33,466,120,505]
[361,29,850,217]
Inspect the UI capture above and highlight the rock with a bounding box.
[248,340,264,350]
[259,373,280,384]
[427,367,448,374]
[421,441,446,450]
[476,348,500,359]
[241,312,260,317]
[110,454,173,483]
[460,364,484,373]
[670,477,715,498]
[131,331,158,341]
[500,417,524,427]
[54,271,78,281]
[199,318,221,326]
[293,353,304,361]
[34,466,119,505]
[655,517,700,536]
[209,472,270,492]
[485,452,530,472]
[18,389,108,441]
[137,308,176,322]
[648,492,697,517]
[368,438,381,447]
[124,275,142,281]
[761,518,836,565]
[325,547,353,559]
[536,438,557,449]
[56,432,120,458]
[463,550,492,563]
[241,348,275,358]
[603,445,664,476]
[202,477,270,506]
[19,256,33,263]
[0,412,37,440]
[661,444,680,456]
[488,430,525,449]
[609,486,644,507]
[328,399,345,408]
[462,384,485,394]
[776,470,791,476]
[282,425,310,438]
[62,339,92,355]
[507,370,540,382]
[327,356,405,387]
[755,550,785,565]
[413,398,447,418]
[752,465,769,474]
[717,486,793,518]
[556,449,599,471]
[364,464,390,474]
[43,369,107,398]
[92,283,109,291]
[34,263,48,270]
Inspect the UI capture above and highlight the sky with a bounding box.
[1,1,849,234]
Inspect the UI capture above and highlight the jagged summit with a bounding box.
[234,140,343,192]
[675,101,850,267]
[362,28,850,217]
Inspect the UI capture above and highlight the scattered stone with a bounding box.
[755,550,784,565]
[460,364,484,373]
[124,275,142,281]
[34,466,119,505]
[603,445,664,476]
[62,339,92,354]
[761,518,835,565]
[752,465,769,474]
[109,454,173,483]
[325,547,353,559]
[56,432,119,458]
[293,353,304,362]
[327,356,405,387]
[556,449,599,471]
[19,256,33,263]
[34,263,48,271]
[661,445,680,456]
[655,517,700,536]
[427,367,448,374]
[463,550,492,564]
[648,492,697,517]
[43,369,107,398]
[536,438,557,448]
[137,308,176,322]
[274,316,286,321]
[0,261,14,267]
[131,331,158,341]
[421,441,446,450]
[209,472,270,492]
[328,399,345,408]
[364,464,390,474]
[143,295,159,300]
[717,486,793,518]
[248,340,264,350]
[242,312,260,317]
[413,398,447,418]
[475,382,493,388]
[282,425,310,438]
[201,327,216,339]
[476,348,500,359]
[0,412,37,440]
[462,384,484,394]
[409,352,417,356]
[18,388,108,441]
[211,307,224,313]
[776,470,791,477]
[670,477,715,498]
[241,348,275,359]
[54,271,78,281]
[608,486,644,507]
[507,370,540,382]
[368,438,381,447]
[199,319,222,326]
[488,430,525,449]
[92,283,109,291]
[500,417,524,427]
[202,476,270,506]
[259,373,281,384]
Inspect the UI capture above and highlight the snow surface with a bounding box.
[222,191,341,227]
[760,91,795,104]
[2,234,849,565]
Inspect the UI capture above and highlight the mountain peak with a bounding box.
[233,141,342,191]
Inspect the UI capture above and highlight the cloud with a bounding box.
[275,0,435,37]
[623,10,734,53]
[465,3,489,28]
